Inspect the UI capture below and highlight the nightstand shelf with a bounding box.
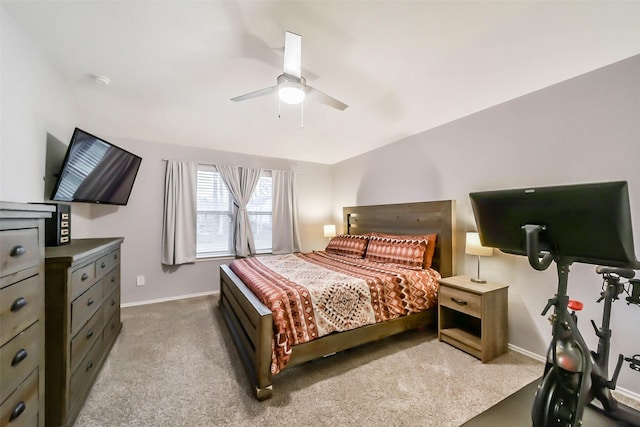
[438,275,508,363]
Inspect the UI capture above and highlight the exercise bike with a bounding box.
[523,225,640,427]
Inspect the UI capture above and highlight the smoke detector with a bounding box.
[90,74,111,86]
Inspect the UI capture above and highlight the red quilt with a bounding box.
[229,251,440,374]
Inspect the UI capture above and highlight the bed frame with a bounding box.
[219,200,456,400]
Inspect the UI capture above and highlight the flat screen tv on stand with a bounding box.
[469,181,639,269]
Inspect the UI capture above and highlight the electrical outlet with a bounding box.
[136,275,145,286]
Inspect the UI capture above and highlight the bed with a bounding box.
[219,200,456,400]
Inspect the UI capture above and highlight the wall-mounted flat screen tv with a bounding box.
[50,128,142,205]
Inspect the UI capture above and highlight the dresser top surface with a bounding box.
[45,237,124,264]
[0,201,56,218]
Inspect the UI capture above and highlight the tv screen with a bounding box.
[469,181,639,268]
[50,128,142,205]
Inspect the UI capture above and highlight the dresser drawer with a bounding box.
[102,266,120,299]
[0,368,39,427]
[439,285,481,318]
[96,249,120,279]
[0,228,39,279]
[70,310,103,375]
[0,322,40,405]
[103,287,120,327]
[70,280,103,336]
[70,262,97,301]
[0,275,41,346]
[70,338,103,402]
[103,308,121,350]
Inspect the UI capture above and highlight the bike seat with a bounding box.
[595,266,635,279]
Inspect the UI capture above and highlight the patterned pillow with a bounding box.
[325,234,369,258]
[364,235,428,268]
[369,233,437,268]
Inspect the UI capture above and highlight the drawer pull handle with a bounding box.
[111,299,116,306]
[111,276,116,283]
[11,349,28,366]
[101,262,106,269]
[451,297,468,306]
[10,245,27,257]
[11,297,28,312]
[87,329,94,339]
[9,401,26,421]
[86,361,94,371]
[111,322,116,330]
[114,254,118,260]
[81,272,89,281]
[87,298,94,306]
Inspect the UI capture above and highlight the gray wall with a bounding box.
[68,138,333,305]
[332,54,640,395]
[0,8,77,202]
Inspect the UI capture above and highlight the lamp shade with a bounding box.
[323,224,337,238]
[465,232,493,257]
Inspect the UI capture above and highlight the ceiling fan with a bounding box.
[231,31,348,111]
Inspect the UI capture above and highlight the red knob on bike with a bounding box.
[568,300,584,311]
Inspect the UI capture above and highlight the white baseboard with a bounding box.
[508,343,546,363]
[121,291,220,308]
[508,343,640,402]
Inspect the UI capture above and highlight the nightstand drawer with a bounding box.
[439,285,481,318]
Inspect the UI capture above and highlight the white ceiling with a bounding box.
[3,1,640,165]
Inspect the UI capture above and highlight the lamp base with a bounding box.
[470,277,487,284]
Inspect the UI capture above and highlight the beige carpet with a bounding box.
[74,295,544,427]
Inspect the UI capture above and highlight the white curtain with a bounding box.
[161,161,197,265]
[272,170,301,254]
[217,164,262,257]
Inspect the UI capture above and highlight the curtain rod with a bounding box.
[161,159,300,173]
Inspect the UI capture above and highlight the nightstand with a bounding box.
[438,275,508,363]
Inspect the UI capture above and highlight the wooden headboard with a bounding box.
[343,200,456,278]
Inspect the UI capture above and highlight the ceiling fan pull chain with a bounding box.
[278,97,281,118]
[301,102,304,128]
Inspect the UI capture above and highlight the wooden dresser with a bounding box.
[44,237,123,427]
[1,202,54,427]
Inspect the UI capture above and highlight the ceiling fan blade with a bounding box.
[305,85,348,111]
[231,86,277,102]
[283,31,302,78]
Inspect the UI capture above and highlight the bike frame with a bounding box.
[526,225,640,426]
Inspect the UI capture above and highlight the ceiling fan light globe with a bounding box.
[279,86,305,104]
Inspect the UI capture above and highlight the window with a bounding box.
[196,165,272,257]
[247,173,272,253]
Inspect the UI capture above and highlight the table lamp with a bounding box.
[323,224,336,238]
[466,232,493,283]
